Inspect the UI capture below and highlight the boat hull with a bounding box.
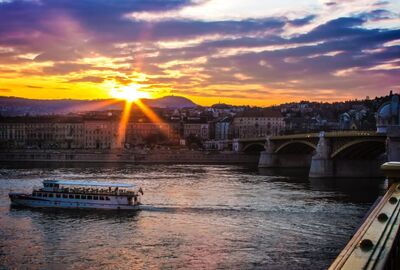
[9,193,141,210]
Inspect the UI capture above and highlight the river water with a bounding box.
[0,164,386,270]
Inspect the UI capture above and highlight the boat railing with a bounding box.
[38,187,138,196]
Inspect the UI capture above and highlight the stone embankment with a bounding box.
[0,149,259,164]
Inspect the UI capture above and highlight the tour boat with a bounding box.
[9,180,143,210]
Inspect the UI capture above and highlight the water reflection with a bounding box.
[9,206,141,222]
[0,164,386,269]
[258,167,310,178]
[308,178,386,203]
[259,167,386,203]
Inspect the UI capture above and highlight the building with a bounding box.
[0,119,26,148]
[183,119,210,140]
[0,116,86,149]
[84,119,119,149]
[214,117,231,140]
[125,122,180,146]
[339,111,361,130]
[54,120,84,149]
[232,109,285,138]
[377,93,400,134]
[0,112,187,150]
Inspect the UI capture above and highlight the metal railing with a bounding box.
[329,162,400,270]
[236,131,384,142]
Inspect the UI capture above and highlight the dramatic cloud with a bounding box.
[0,0,399,105]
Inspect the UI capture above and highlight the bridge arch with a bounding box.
[242,143,265,153]
[275,140,317,154]
[331,139,386,159]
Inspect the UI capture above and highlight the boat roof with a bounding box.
[43,180,135,188]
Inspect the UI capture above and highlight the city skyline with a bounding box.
[0,0,399,106]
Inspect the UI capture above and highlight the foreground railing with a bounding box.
[329,162,400,270]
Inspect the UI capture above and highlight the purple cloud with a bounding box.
[0,0,398,102]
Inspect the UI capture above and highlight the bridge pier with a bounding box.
[387,127,400,161]
[258,151,278,167]
[258,137,277,167]
[309,158,334,178]
[309,132,386,178]
[232,139,243,152]
[309,132,334,178]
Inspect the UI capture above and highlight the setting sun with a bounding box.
[110,84,150,102]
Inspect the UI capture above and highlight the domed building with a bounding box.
[377,93,400,134]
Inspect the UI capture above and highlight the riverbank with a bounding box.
[0,149,259,164]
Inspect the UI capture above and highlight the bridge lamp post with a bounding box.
[381,162,400,186]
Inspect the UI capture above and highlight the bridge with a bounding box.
[231,131,390,178]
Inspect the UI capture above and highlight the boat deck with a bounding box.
[37,188,138,197]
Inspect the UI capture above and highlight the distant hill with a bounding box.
[143,96,196,109]
[0,96,197,116]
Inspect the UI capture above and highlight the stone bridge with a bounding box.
[232,131,389,178]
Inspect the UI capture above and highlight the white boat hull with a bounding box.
[9,193,141,210]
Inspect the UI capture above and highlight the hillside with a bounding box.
[0,96,197,116]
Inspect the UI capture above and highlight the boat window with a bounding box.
[93,196,98,200]
[105,197,110,201]
[33,192,37,197]
[75,195,80,199]
[48,193,54,198]
[63,194,68,198]
[56,194,61,198]
[42,193,48,197]
[87,195,93,200]
[69,194,74,199]
[81,195,86,199]
[100,196,104,200]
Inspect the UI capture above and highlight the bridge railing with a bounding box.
[329,162,400,270]
[237,130,384,142]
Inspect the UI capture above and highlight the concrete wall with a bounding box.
[134,150,259,164]
[333,159,384,178]
[0,150,259,165]
[0,150,135,163]
[309,158,386,178]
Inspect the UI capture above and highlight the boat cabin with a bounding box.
[41,180,139,196]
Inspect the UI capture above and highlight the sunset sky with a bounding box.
[0,0,399,106]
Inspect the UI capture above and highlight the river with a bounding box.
[0,164,385,269]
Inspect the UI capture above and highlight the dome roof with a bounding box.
[378,103,391,119]
[340,112,350,120]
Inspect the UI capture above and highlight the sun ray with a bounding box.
[109,83,176,147]
[110,84,150,102]
[70,99,122,112]
[135,99,172,137]
[116,100,133,148]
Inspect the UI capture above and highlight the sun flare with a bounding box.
[110,84,150,102]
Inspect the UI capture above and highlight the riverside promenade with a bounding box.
[0,149,259,164]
